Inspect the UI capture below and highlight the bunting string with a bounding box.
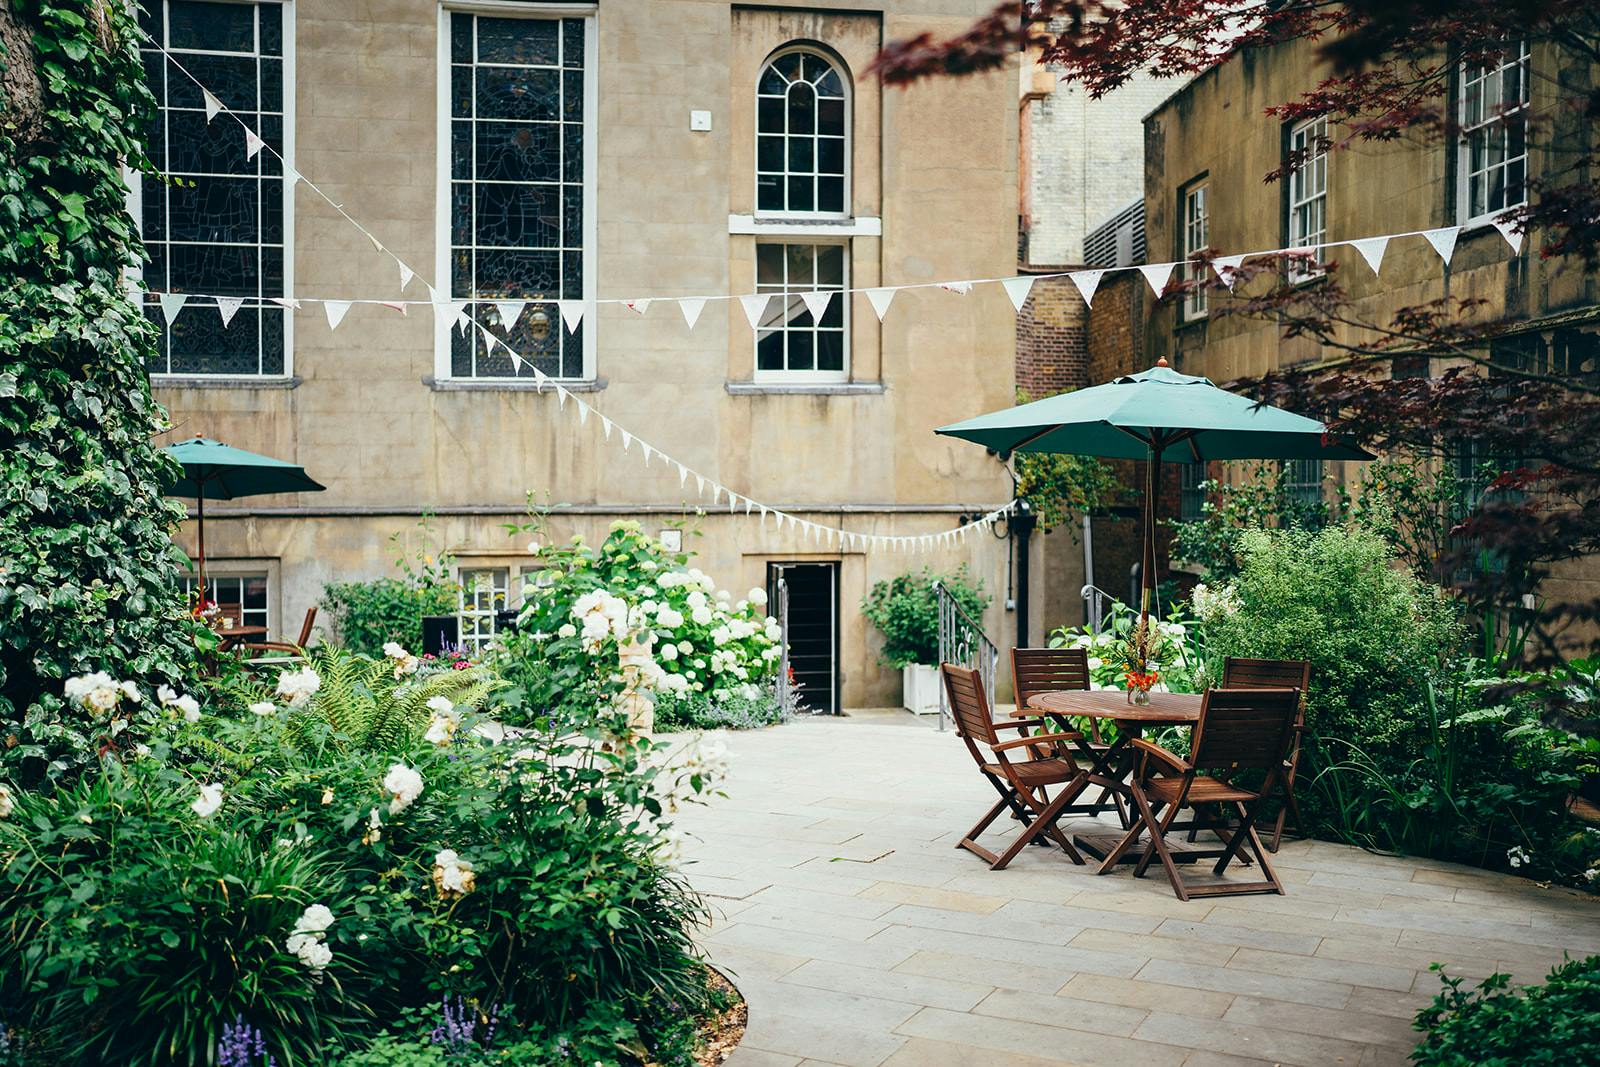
[137,35,1524,552]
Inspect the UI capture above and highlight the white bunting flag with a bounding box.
[158,292,187,324]
[451,301,471,334]
[625,299,651,315]
[558,300,584,333]
[269,297,302,310]
[367,232,385,254]
[1069,269,1105,308]
[744,498,754,516]
[640,442,653,464]
[202,89,223,122]
[739,294,770,329]
[399,263,415,291]
[710,485,722,506]
[676,462,689,487]
[865,288,896,321]
[215,296,244,328]
[800,290,832,322]
[508,348,525,372]
[495,301,526,329]
[1423,226,1460,264]
[940,280,973,295]
[576,402,589,426]
[1492,215,1523,255]
[695,474,707,495]
[600,416,613,441]
[1002,276,1035,311]
[1137,263,1176,297]
[244,129,265,160]
[323,300,351,330]
[380,300,407,315]
[678,297,706,329]
[283,165,301,188]
[555,385,568,409]
[620,430,633,453]
[1350,236,1389,275]
[532,368,549,391]
[1212,254,1247,290]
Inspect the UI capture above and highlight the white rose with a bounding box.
[276,667,321,707]
[0,783,13,818]
[425,695,454,715]
[294,904,335,933]
[249,701,276,717]
[175,694,201,723]
[557,623,577,639]
[383,763,424,814]
[192,782,224,818]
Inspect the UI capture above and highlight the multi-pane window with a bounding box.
[1459,40,1530,224]
[137,0,289,376]
[756,50,848,215]
[1281,459,1325,512]
[1179,462,1207,522]
[755,243,847,379]
[1287,117,1327,280]
[457,567,509,652]
[183,573,270,633]
[1181,181,1209,321]
[447,12,588,379]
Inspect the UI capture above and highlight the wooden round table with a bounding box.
[1024,689,1201,726]
[1018,689,1202,867]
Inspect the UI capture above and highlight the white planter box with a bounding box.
[903,663,943,715]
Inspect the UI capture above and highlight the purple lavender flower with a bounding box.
[217,1016,275,1067]
[428,996,499,1051]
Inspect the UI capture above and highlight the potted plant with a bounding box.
[862,566,989,714]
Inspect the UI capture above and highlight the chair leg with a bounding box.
[1133,797,1182,880]
[957,796,1011,866]
[1128,783,1190,901]
[1095,788,1163,875]
[992,778,1085,870]
[1221,801,1284,895]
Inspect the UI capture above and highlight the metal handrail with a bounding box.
[1080,583,1119,633]
[933,580,998,732]
[774,576,792,712]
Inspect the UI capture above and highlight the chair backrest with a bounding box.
[1190,688,1300,774]
[941,663,1000,746]
[295,606,318,648]
[1011,647,1090,710]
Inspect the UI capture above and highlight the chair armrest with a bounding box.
[1129,737,1191,775]
[992,730,1083,752]
[244,642,306,656]
[996,717,1048,731]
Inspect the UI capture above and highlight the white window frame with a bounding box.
[1181,181,1208,322]
[434,3,598,383]
[753,240,850,384]
[1457,40,1530,228]
[457,565,510,652]
[1287,117,1327,281]
[131,0,296,381]
[181,560,280,638]
[754,45,852,221]
[1281,458,1325,510]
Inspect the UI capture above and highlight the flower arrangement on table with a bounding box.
[1118,612,1167,704]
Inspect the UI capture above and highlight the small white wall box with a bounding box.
[658,529,683,552]
[689,110,712,132]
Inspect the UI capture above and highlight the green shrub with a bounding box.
[0,0,196,788]
[860,566,989,669]
[654,689,788,731]
[1412,956,1600,1066]
[322,522,459,657]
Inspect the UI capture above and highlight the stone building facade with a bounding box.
[1137,36,1600,618]
[143,0,1022,710]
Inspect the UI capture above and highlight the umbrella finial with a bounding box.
[1155,356,1170,368]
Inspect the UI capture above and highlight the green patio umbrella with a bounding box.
[936,358,1371,624]
[159,436,325,594]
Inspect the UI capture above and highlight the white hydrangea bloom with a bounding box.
[174,694,201,723]
[748,587,768,606]
[557,623,577,639]
[691,606,713,626]
[655,607,685,629]
[383,763,424,814]
[0,782,14,818]
[659,643,679,662]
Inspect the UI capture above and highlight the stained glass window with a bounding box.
[756,50,848,215]
[138,0,289,377]
[755,243,848,379]
[448,13,588,379]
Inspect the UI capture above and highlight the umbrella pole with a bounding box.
[1141,438,1163,628]
[196,491,206,606]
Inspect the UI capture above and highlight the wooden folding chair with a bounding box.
[1103,687,1300,900]
[1012,647,1127,825]
[1223,657,1311,851]
[941,663,1090,871]
[243,606,318,660]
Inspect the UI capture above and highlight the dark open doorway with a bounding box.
[768,561,839,714]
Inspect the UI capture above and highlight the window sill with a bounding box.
[1175,315,1208,333]
[729,214,882,237]
[424,375,608,393]
[726,380,885,396]
[151,376,301,390]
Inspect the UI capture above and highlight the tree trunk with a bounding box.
[0,0,44,150]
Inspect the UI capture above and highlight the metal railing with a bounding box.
[1081,583,1119,633]
[934,579,998,732]
[774,575,792,712]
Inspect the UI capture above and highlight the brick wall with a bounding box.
[1015,275,1089,399]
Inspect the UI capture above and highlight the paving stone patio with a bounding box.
[671,713,1600,1067]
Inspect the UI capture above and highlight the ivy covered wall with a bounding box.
[0,0,192,782]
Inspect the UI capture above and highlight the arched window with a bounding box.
[757,48,848,215]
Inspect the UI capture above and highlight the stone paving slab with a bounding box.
[675,717,1598,1067]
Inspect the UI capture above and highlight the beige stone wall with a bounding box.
[153,1,1023,706]
[1139,37,1600,623]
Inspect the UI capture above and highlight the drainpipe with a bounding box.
[1012,498,1037,647]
